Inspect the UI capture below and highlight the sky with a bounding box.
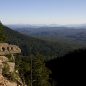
[0,0,86,24]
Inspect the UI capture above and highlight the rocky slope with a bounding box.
[0,43,22,86]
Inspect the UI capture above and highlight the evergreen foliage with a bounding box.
[15,54,51,86]
[46,49,86,86]
[32,54,51,86]
[0,23,6,42]
[2,63,10,76]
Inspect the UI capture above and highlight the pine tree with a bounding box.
[32,54,51,86]
[0,21,6,42]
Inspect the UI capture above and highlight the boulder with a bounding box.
[0,56,8,62]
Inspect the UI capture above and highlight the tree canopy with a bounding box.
[0,22,6,42]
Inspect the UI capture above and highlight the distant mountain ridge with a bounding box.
[7,24,86,45]
[7,24,86,29]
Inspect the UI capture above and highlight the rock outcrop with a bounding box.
[0,43,21,74]
[0,43,22,86]
[0,43,21,55]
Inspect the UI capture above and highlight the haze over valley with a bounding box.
[7,24,86,46]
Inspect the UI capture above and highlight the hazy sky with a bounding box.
[0,0,86,24]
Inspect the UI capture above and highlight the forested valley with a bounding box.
[0,22,86,86]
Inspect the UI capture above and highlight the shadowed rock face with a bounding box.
[0,43,21,55]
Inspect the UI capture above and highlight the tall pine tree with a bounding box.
[32,54,51,86]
